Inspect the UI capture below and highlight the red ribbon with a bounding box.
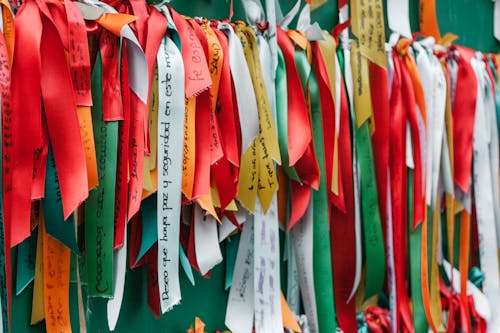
[10,0,43,246]
[169,7,212,98]
[0,25,13,328]
[114,44,131,249]
[364,306,391,333]
[212,26,239,210]
[390,51,413,333]
[400,49,424,229]
[277,27,319,230]
[369,63,390,233]
[276,27,311,167]
[330,62,357,333]
[100,30,124,121]
[450,45,477,193]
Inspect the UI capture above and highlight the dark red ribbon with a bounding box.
[330,61,357,333]
[390,51,414,333]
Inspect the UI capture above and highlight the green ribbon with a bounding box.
[296,50,338,331]
[43,147,79,254]
[337,48,386,299]
[136,194,157,264]
[275,47,299,181]
[408,170,428,332]
[85,51,119,297]
[224,234,239,290]
[15,229,36,295]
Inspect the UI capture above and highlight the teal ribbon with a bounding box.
[15,229,36,295]
[357,312,369,333]
[85,51,119,297]
[468,267,484,289]
[275,47,299,181]
[224,234,239,290]
[408,170,428,332]
[136,194,158,264]
[179,245,195,286]
[42,147,80,254]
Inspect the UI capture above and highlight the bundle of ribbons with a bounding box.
[0,0,498,331]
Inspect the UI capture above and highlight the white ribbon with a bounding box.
[225,219,255,333]
[471,54,500,333]
[386,51,398,333]
[218,22,260,153]
[296,4,324,41]
[156,31,184,313]
[107,222,127,331]
[415,41,447,208]
[277,0,301,30]
[495,0,500,42]
[194,204,223,276]
[253,195,282,333]
[387,0,412,38]
[342,46,363,302]
[292,199,319,333]
[285,231,300,315]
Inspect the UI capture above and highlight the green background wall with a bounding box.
[11,0,500,332]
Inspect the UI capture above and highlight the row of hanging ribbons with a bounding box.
[0,0,498,331]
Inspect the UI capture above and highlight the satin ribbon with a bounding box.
[419,0,440,41]
[309,54,338,333]
[85,51,119,297]
[471,54,500,332]
[155,15,184,314]
[451,46,477,194]
[0,7,12,326]
[348,42,386,302]
[42,216,72,333]
[332,45,357,333]
[390,49,414,333]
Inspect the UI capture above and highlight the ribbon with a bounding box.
[253,196,282,333]
[350,0,387,68]
[495,1,500,42]
[85,51,119,297]
[291,200,319,333]
[387,0,411,38]
[471,54,500,332]
[349,41,386,301]
[42,217,71,333]
[419,0,440,41]
[390,50,414,333]
[106,222,127,331]
[113,41,130,249]
[225,219,254,333]
[331,47,357,332]
[451,46,477,193]
[10,0,42,247]
[42,147,79,254]
[0,13,12,327]
[309,64,338,333]
[156,27,184,314]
